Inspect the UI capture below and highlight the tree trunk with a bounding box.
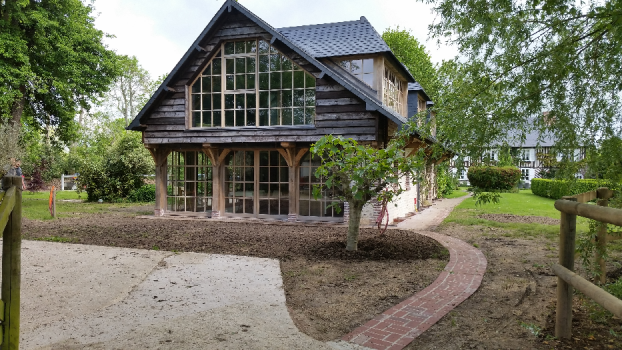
[346,200,364,251]
[9,85,26,127]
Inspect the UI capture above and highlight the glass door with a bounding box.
[258,151,289,217]
[224,151,255,216]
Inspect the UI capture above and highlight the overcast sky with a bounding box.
[92,0,458,78]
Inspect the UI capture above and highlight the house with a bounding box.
[450,128,585,185]
[127,0,445,224]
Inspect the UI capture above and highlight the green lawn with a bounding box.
[443,189,470,199]
[443,190,592,239]
[20,190,153,221]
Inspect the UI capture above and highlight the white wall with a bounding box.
[360,175,418,225]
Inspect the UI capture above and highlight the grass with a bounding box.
[442,190,591,239]
[18,191,153,221]
[443,189,470,199]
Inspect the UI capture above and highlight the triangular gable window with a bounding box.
[190,39,316,128]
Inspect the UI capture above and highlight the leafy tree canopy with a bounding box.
[0,0,119,142]
[382,27,440,102]
[423,0,622,176]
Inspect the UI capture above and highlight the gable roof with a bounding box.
[128,0,414,132]
[408,82,431,101]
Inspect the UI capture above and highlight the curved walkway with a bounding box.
[332,195,487,350]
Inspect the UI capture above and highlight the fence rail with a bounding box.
[554,187,622,339]
[0,176,22,349]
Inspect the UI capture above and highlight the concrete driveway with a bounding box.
[11,241,333,350]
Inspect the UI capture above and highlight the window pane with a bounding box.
[282,58,292,71]
[202,76,211,92]
[293,108,305,125]
[270,72,281,89]
[225,110,234,126]
[259,200,269,214]
[212,76,221,92]
[247,74,255,89]
[213,94,222,109]
[246,109,256,126]
[282,71,292,89]
[226,75,234,90]
[351,59,362,74]
[202,112,212,127]
[224,42,234,55]
[293,90,304,107]
[282,108,293,125]
[192,82,200,93]
[363,59,373,73]
[192,94,201,110]
[236,58,245,74]
[280,199,289,215]
[203,63,212,76]
[305,73,316,88]
[258,40,269,54]
[235,41,245,54]
[363,73,373,86]
[246,93,256,109]
[225,94,234,109]
[226,58,235,74]
[259,73,269,90]
[247,40,256,53]
[245,167,254,182]
[213,111,221,127]
[270,91,280,108]
[213,57,222,74]
[193,111,201,126]
[270,109,279,125]
[305,89,315,105]
[305,108,315,124]
[246,57,256,73]
[202,94,212,111]
[270,151,279,166]
[236,74,245,90]
[259,91,269,108]
[259,55,269,73]
[282,90,292,107]
[235,110,244,126]
[259,110,269,126]
[294,71,304,88]
[280,168,289,182]
[235,94,244,109]
[270,54,281,71]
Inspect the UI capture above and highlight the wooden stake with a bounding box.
[556,197,577,339]
[1,176,22,349]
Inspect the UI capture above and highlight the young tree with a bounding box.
[382,28,440,102]
[422,0,622,178]
[311,134,423,251]
[106,56,154,127]
[0,0,119,142]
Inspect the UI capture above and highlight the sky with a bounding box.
[92,0,458,78]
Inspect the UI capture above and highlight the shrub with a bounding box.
[531,178,621,199]
[77,132,154,201]
[127,184,156,202]
[467,166,521,191]
[437,163,458,198]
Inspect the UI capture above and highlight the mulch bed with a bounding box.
[22,215,449,341]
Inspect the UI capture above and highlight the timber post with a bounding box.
[146,146,170,217]
[556,196,577,339]
[1,176,22,349]
[278,144,307,223]
[203,146,230,219]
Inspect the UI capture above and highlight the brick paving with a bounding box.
[341,197,486,350]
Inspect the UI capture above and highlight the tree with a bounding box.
[422,0,622,178]
[0,0,119,142]
[382,28,440,102]
[0,122,22,178]
[106,56,154,127]
[310,134,422,251]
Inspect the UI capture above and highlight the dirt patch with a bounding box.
[479,213,560,225]
[22,214,448,341]
[406,223,622,350]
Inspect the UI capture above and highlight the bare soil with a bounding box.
[407,223,622,350]
[479,213,560,225]
[22,213,448,342]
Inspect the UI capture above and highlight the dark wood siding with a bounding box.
[141,9,379,145]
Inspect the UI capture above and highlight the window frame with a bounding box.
[187,39,317,129]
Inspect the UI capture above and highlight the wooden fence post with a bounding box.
[595,188,614,285]
[556,196,577,339]
[1,176,22,349]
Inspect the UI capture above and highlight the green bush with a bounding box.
[531,178,621,199]
[127,184,156,202]
[437,163,458,198]
[77,133,154,202]
[467,166,521,191]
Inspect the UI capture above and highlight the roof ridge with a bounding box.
[278,18,365,31]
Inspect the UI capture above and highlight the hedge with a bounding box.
[531,179,621,199]
[467,166,521,191]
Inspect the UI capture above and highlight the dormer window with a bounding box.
[338,59,374,86]
[190,39,316,128]
[382,67,404,115]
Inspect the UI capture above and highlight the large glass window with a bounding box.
[339,58,374,87]
[167,151,213,212]
[258,151,289,215]
[298,153,344,218]
[224,151,255,215]
[191,39,316,128]
[383,67,404,115]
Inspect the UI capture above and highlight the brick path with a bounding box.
[340,197,487,350]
